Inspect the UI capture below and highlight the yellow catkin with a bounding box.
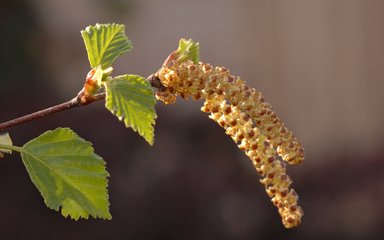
[156,60,304,165]
[155,59,304,228]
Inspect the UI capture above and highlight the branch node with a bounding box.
[148,74,166,92]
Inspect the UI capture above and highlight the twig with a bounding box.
[0,75,165,131]
[0,92,105,131]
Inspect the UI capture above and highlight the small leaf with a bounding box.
[105,75,157,145]
[20,128,111,220]
[176,38,200,64]
[81,23,132,69]
[0,133,13,158]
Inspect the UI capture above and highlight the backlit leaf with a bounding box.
[81,23,132,69]
[105,75,157,145]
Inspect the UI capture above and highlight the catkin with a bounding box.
[155,59,304,228]
[156,60,304,164]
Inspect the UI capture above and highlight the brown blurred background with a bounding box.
[1,0,384,239]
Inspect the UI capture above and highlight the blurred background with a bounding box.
[1,0,384,239]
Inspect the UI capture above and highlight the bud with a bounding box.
[84,67,102,97]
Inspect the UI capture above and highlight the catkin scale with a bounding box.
[155,59,304,228]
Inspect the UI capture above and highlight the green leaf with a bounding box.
[176,38,200,64]
[20,128,111,220]
[105,75,157,145]
[81,23,132,69]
